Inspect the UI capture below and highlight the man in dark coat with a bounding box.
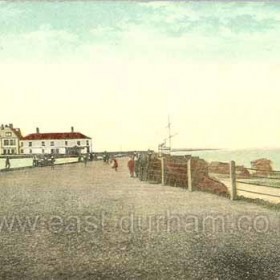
[5,156,10,169]
[127,156,135,177]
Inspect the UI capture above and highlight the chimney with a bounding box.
[9,123,13,129]
[1,124,4,130]
[71,126,74,133]
[36,127,40,134]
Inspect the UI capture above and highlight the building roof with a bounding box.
[0,125,23,139]
[11,128,23,140]
[22,132,91,141]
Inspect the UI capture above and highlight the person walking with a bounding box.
[84,154,88,167]
[127,156,135,177]
[5,156,10,169]
[103,151,109,164]
[112,157,118,171]
[33,155,38,167]
[51,155,55,169]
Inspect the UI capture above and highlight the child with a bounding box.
[111,158,118,171]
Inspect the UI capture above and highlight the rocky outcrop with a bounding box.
[195,176,229,197]
[164,157,229,196]
[208,161,250,178]
[236,166,250,178]
[208,162,229,174]
[139,154,229,197]
[251,158,273,177]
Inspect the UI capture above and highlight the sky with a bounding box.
[1,1,280,151]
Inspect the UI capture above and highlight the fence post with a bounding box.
[187,157,192,192]
[230,160,237,200]
[161,157,165,186]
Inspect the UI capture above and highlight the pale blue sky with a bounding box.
[1,1,280,150]
[1,1,280,62]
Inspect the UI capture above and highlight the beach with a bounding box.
[0,159,279,279]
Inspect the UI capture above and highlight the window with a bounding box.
[3,140,9,146]
[42,141,45,146]
[21,149,23,154]
[5,132,12,137]
[29,142,32,147]
[21,142,23,147]
[65,141,68,146]
[50,141,54,146]
[10,140,15,146]
[77,141,81,146]
[29,149,32,154]
[86,140,89,146]
[11,149,15,154]
[42,149,45,154]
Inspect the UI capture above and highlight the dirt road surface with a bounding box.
[0,159,279,279]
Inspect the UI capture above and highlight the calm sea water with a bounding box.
[171,149,280,171]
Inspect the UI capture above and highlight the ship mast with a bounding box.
[166,115,178,152]
[167,115,171,150]
[158,115,178,155]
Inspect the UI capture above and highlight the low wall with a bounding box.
[0,157,79,172]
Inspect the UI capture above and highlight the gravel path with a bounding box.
[0,159,279,280]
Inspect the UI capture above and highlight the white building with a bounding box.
[0,124,23,155]
[21,127,92,155]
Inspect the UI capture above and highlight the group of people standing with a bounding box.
[2,151,153,178]
[102,152,137,175]
[106,152,147,178]
[88,151,153,180]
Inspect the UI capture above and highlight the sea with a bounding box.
[171,149,280,171]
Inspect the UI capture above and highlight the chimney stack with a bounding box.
[71,126,74,133]
[9,123,13,129]
[36,127,40,134]
[1,124,4,130]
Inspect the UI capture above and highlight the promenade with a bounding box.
[0,159,279,279]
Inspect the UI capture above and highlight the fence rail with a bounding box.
[219,161,280,204]
[136,154,228,197]
[237,188,280,198]
[236,180,280,189]
[136,156,280,205]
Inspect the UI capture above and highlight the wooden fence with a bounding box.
[136,154,228,197]
[210,161,280,204]
[136,155,280,205]
[230,161,280,204]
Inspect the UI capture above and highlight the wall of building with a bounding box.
[20,138,92,155]
[0,124,21,155]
